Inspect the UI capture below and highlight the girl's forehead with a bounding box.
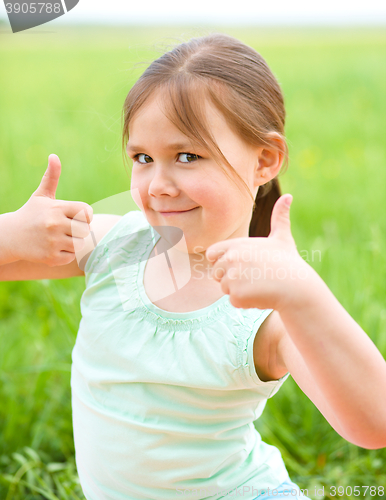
[130,97,170,121]
[130,82,221,123]
[128,100,185,139]
[129,89,226,135]
[127,83,254,156]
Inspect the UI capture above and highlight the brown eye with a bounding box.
[178,153,200,163]
[136,154,153,164]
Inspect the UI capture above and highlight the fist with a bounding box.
[206,195,311,311]
[12,154,93,267]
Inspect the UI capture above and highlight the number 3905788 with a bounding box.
[5,3,62,14]
[330,485,384,496]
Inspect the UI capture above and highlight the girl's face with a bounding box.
[127,91,270,257]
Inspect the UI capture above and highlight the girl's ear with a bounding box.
[254,133,286,187]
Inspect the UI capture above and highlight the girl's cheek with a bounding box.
[130,180,146,211]
[189,177,218,201]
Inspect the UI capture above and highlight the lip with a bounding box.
[158,207,198,216]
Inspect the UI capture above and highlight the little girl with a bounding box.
[1,33,386,500]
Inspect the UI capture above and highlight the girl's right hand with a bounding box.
[10,154,93,267]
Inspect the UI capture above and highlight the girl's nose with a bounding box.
[148,164,180,198]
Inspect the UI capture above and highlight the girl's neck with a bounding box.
[153,237,212,279]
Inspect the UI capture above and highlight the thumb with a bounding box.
[268,194,293,241]
[34,154,61,199]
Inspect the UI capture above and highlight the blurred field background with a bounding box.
[0,24,386,499]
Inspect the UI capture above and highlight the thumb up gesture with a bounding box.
[206,195,311,312]
[12,154,93,267]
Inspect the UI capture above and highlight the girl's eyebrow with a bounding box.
[126,142,198,153]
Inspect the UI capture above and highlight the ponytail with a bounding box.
[249,178,281,237]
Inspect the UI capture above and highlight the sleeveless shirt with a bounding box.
[71,210,291,500]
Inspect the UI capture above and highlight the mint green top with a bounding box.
[71,210,290,500]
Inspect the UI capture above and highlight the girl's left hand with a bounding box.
[206,195,312,312]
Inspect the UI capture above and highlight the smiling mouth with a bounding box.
[159,207,198,215]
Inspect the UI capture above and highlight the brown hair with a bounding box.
[122,33,288,237]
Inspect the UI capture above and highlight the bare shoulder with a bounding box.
[253,311,289,382]
[0,214,122,281]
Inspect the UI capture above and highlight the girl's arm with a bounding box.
[0,213,122,281]
[275,271,386,450]
[254,311,347,439]
[206,195,386,449]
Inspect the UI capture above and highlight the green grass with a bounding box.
[1,24,386,499]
